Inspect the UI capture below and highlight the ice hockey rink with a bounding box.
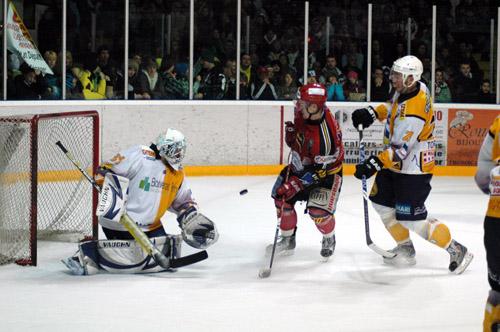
[0,175,488,332]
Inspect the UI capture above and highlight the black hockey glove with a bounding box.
[354,155,383,179]
[352,106,377,130]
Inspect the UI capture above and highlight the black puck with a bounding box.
[239,189,248,195]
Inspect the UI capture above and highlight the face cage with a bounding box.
[160,142,186,168]
[390,68,416,88]
[295,99,323,115]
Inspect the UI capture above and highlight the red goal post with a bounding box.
[0,111,99,266]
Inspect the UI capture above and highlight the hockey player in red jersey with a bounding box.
[269,83,344,259]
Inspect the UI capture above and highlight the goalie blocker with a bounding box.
[63,173,215,275]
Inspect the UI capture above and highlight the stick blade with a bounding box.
[258,268,271,278]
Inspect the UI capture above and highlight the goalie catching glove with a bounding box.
[177,206,219,249]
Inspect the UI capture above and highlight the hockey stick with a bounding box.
[357,126,396,259]
[56,141,207,269]
[259,153,292,278]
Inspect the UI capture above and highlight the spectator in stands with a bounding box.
[43,50,61,99]
[251,66,278,100]
[126,59,142,99]
[138,57,166,99]
[12,63,47,100]
[95,45,117,98]
[476,79,496,104]
[71,63,107,100]
[342,41,364,71]
[343,54,363,82]
[277,71,297,100]
[322,54,345,85]
[240,53,256,86]
[453,61,481,103]
[343,70,366,101]
[196,51,225,100]
[370,66,391,102]
[222,59,237,100]
[326,73,345,101]
[434,68,452,103]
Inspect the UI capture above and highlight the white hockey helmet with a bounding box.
[391,55,423,86]
[156,128,186,170]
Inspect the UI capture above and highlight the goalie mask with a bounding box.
[390,55,423,88]
[156,128,186,170]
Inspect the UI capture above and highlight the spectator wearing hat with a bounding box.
[343,70,366,101]
[196,50,225,100]
[12,63,47,100]
[160,61,188,100]
[251,66,278,100]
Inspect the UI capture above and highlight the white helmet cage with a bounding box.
[156,128,186,170]
[391,55,423,87]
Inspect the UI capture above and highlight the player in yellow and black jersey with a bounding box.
[351,55,473,274]
[475,115,500,332]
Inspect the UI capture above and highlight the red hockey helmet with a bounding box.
[298,83,327,109]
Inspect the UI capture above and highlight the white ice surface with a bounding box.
[0,176,489,332]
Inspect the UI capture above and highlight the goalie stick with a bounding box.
[56,141,208,269]
[357,126,396,259]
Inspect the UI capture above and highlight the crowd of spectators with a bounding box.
[5,0,498,103]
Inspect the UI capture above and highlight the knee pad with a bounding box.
[372,203,409,243]
[275,198,297,232]
[308,207,335,235]
[484,290,500,332]
[399,218,451,248]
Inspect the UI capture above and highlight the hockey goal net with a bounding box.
[0,111,99,266]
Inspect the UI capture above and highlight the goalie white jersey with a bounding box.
[98,145,194,232]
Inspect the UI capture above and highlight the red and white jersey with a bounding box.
[99,145,195,232]
[290,106,344,173]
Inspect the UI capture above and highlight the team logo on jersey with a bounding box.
[139,176,176,192]
[139,177,151,191]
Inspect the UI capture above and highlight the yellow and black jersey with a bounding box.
[475,115,500,218]
[373,82,435,174]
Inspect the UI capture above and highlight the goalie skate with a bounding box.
[265,233,296,256]
[320,234,336,260]
[447,240,473,275]
[61,256,86,275]
[383,241,416,267]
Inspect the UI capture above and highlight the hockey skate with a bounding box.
[383,241,416,267]
[320,233,336,260]
[265,229,296,256]
[447,240,473,275]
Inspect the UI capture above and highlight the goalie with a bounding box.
[63,128,219,275]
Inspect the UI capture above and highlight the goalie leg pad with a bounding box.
[72,235,178,274]
[96,173,130,230]
[308,207,335,235]
[275,199,297,232]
